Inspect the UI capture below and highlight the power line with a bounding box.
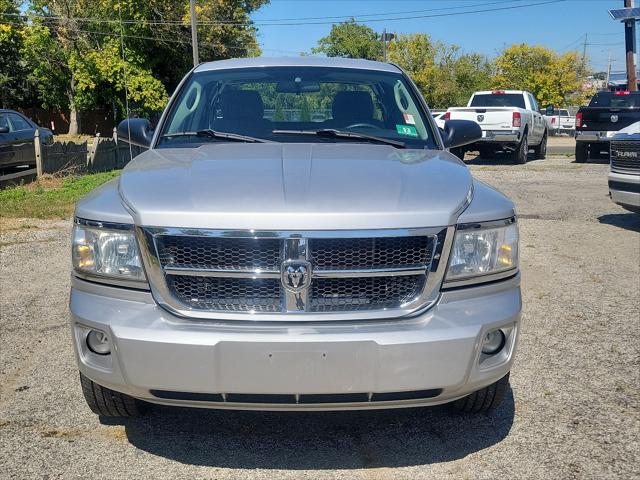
[0,1,529,26]
[0,1,567,27]
[248,0,527,22]
[558,35,585,51]
[0,21,301,54]
[587,42,625,46]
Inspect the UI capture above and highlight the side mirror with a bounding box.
[442,120,482,149]
[0,126,9,134]
[117,118,153,148]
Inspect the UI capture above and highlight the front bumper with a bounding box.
[609,170,640,211]
[69,274,521,411]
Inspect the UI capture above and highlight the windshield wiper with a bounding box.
[162,129,271,143]
[272,128,406,149]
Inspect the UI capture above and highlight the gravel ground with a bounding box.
[0,154,638,479]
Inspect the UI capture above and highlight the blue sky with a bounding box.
[251,0,633,73]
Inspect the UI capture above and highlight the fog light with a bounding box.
[482,329,505,355]
[86,330,110,355]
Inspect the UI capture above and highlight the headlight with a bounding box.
[445,220,518,284]
[72,221,146,283]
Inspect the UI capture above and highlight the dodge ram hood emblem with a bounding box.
[477,114,485,122]
[281,260,311,293]
[611,114,618,123]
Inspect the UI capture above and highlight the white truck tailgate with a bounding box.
[448,107,515,129]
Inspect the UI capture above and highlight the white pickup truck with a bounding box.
[543,108,575,136]
[446,90,548,163]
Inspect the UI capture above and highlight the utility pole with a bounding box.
[606,50,612,89]
[624,0,637,91]
[581,33,588,70]
[190,0,199,67]
[382,28,387,62]
[380,30,395,62]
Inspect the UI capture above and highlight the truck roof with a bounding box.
[194,57,402,74]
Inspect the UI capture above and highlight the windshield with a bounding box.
[589,93,640,108]
[158,66,436,149]
[470,93,526,109]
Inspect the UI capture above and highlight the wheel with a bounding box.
[575,142,589,163]
[449,372,510,413]
[533,131,547,160]
[510,135,528,164]
[450,147,466,160]
[80,372,146,417]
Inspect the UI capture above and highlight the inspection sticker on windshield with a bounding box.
[396,124,418,137]
[403,113,416,124]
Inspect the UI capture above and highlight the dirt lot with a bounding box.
[0,154,638,479]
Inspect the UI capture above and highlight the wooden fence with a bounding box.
[35,129,146,176]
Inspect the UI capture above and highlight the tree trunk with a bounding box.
[67,74,80,135]
[68,107,80,136]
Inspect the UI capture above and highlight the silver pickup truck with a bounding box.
[609,122,640,213]
[70,58,521,417]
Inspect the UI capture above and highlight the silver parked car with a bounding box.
[70,57,521,417]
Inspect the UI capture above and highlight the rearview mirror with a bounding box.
[0,126,9,134]
[117,118,153,148]
[276,81,320,93]
[442,120,482,149]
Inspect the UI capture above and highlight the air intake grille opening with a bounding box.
[167,276,281,312]
[310,236,433,270]
[157,236,281,271]
[309,275,426,312]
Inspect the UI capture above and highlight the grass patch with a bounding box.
[0,170,121,219]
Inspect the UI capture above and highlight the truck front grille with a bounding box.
[611,140,640,173]
[156,236,281,271]
[309,276,426,312]
[167,276,281,312]
[141,228,447,320]
[309,237,432,270]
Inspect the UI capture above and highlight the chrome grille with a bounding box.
[611,140,640,173]
[156,236,281,270]
[310,237,432,270]
[309,276,426,312]
[141,227,448,320]
[167,276,281,312]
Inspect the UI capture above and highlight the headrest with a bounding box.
[221,90,264,121]
[332,91,374,122]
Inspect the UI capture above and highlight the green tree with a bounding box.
[20,0,269,133]
[0,0,32,107]
[312,19,382,60]
[387,33,493,108]
[22,0,168,133]
[493,44,590,106]
[193,0,267,61]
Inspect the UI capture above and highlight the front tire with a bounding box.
[80,373,145,417]
[533,131,547,159]
[575,142,589,163]
[449,372,510,413]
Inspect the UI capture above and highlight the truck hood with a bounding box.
[118,143,472,230]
